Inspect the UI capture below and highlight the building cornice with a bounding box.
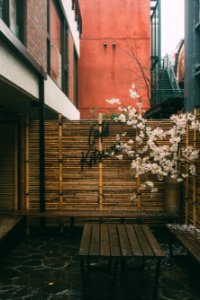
[0,19,47,79]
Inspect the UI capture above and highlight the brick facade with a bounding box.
[24,0,47,72]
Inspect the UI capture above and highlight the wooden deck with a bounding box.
[0,214,26,242]
[79,223,165,299]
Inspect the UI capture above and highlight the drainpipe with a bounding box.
[39,76,45,213]
[158,0,161,68]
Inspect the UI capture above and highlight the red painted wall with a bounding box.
[78,0,151,119]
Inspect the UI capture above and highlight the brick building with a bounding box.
[184,0,200,111]
[78,0,151,119]
[0,0,82,211]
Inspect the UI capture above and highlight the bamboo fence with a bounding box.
[27,115,200,227]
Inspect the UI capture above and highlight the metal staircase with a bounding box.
[146,55,184,119]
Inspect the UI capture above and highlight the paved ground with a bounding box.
[0,227,200,300]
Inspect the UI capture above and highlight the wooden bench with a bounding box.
[79,223,165,299]
[0,215,25,242]
[167,224,200,263]
[13,210,178,229]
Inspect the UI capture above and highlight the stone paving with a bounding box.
[0,227,200,300]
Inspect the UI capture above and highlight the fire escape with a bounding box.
[146,0,184,119]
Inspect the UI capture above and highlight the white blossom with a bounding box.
[115,154,123,160]
[116,134,120,141]
[129,89,140,99]
[117,114,126,123]
[106,98,121,105]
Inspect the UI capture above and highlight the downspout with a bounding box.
[39,76,45,213]
[158,0,161,66]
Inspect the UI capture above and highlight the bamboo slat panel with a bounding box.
[29,121,40,210]
[0,124,17,210]
[27,117,200,224]
[181,113,200,229]
[28,118,175,214]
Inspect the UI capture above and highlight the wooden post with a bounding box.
[58,114,63,210]
[136,129,141,210]
[39,77,45,213]
[136,177,141,210]
[14,124,18,210]
[193,110,197,226]
[185,124,189,224]
[99,113,103,210]
[25,117,30,210]
[19,117,26,211]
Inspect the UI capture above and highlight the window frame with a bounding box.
[0,0,24,42]
[47,0,69,95]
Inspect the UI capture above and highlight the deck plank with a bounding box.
[125,224,143,256]
[133,224,154,257]
[79,224,92,256]
[142,224,164,257]
[90,224,100,256]
[100,224,110,256]
[117,224,132,257]
[108,224,121,256]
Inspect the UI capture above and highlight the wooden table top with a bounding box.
[79,223,165,258]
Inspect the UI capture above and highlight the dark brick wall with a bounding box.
[24,0,47,72]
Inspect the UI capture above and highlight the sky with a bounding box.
[161,0,184,56]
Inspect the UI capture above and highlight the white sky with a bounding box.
[161,0,184,56]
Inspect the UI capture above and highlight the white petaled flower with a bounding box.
[136,136,143,145]
[129,89,140,99]
[116,134,120,141]
[189,164,196,176]
[117,114,126,123]
[106,98,121,105]
[146,181,154,188]
[115,154,123,160]
[177,178,184,182]
[131,83,136,89]
[131,193,137,201]
[128,139,134,145]
[121,132,127,137]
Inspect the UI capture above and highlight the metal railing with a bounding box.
[162,55,181,91]
[152,89,184,104]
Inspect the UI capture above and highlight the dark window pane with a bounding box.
[0,0,23,41]
[0,0,10,26]
[10,0,19,36]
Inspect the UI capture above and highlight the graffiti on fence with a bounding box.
[80,121,120,170]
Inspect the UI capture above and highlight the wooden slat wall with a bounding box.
[62,120,99,210]
[27,116,200,227]
[28,118,175,213]
[0,124,17,210]
[29,121,40,210]
[182,112,200,229]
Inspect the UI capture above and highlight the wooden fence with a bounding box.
[181,113,200,228]
[26,115,200,226]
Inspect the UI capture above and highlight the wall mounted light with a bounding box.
[103,42,108,47]
[112,43,116,48]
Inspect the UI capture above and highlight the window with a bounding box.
[48,0,68,93]
[74,48,78,107]
[49,0,62,87]
[63,27,69,95]
[0,0,24,41]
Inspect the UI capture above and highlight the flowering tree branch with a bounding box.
[106,84,200,201]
